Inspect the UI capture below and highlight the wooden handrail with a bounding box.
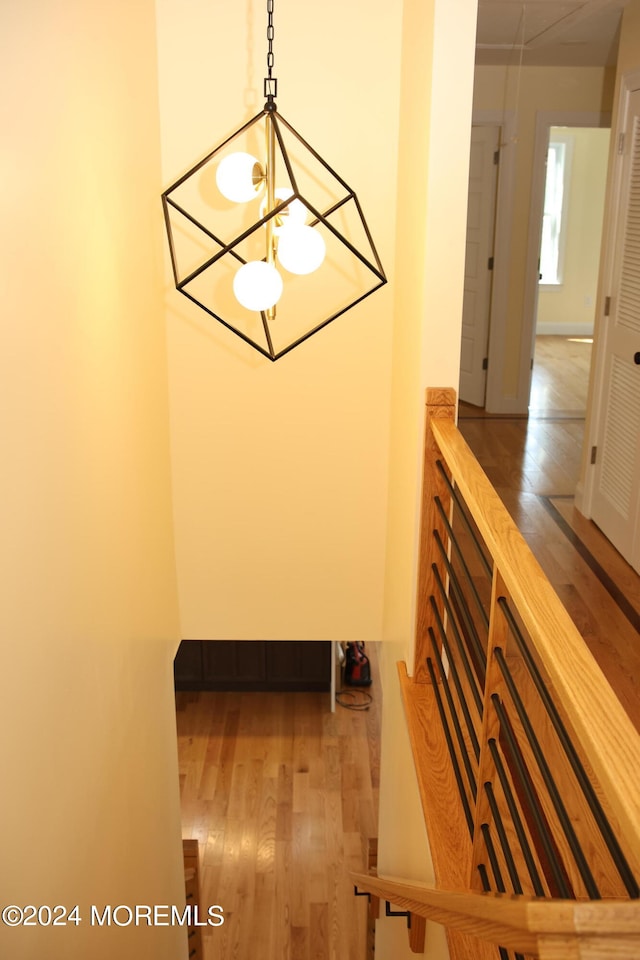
[351,871,640,959]
[430,416,640,872]
[374,389,640,958]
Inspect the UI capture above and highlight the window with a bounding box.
[539,136,573,286]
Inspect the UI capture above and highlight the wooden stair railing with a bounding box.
[353,388,640,959]
[351,872,640,959]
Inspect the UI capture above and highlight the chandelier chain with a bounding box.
[266,0,275,80]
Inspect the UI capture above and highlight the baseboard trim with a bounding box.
[536,323,594,337]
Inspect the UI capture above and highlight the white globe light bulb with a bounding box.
[216,152,264,203]
[277,224,326,276]
[233,261,283,311]
[260,188,308,233]
[285,196,307,227]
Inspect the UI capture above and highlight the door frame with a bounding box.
[471,109,518,413]
[578,69,640,521]
[521,110,611,417]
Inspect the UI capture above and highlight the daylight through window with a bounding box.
[540,137,573,286]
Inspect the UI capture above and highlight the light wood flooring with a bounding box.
[459,335,640,730]
[175,667,380,960]
[529,333,592,417]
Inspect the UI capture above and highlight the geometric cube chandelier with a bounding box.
[161,0,386,361]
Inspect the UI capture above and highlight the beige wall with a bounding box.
[474,65,614,403]
[156,0,473,647]
[157,0,475,955]
[0,2,184,958]
[156,0,400,642]
[376,0,477,956]
[537,126,610,334]
[616,0,640,74]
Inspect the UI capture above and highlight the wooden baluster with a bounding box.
[414,387,457,682]
[183,838,204,960]
[366,838,379,960]
[408,912,427,953]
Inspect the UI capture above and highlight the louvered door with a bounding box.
[591,88,640,573]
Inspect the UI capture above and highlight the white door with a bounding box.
[459,125,500,407]
[591,88,640,573]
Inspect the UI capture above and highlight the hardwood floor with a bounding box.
[529,334,592,416]
[175,661,381,960]
[459,335,640,730]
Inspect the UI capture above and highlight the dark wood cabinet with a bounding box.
[174,640,331,692]
[265,641,330,685]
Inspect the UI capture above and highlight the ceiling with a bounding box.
[476,0,629,66]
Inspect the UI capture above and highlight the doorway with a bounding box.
[531,125,610,416]
[523,114,611,419]
[459,110,517,411]
[461,109,611,416]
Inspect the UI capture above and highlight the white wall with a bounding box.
[0,2,184,958]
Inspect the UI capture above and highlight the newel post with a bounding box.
[413,387,457,683]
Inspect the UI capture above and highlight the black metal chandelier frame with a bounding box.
[161,0,387,362]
